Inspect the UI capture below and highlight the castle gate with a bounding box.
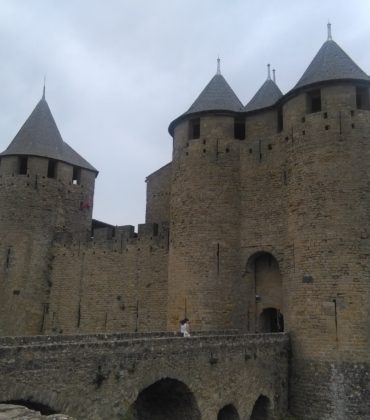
[0,332,288,420]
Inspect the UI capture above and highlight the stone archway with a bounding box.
[259,308,284,333]
[217,403,240,420]
[127,377,201,420]
[245,252,283,332]
[250,395,273,419]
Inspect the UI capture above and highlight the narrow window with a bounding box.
[188,118,200,139]
[277,108,283,132]
[234,117,245,140]
[72,167,81,185]
[356,87,370,110]
[307,90,321,113]
[47,160,57,179]
[5,247,11,270]
[18,157,28,175]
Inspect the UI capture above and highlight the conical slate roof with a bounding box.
[295,39,369,89]
[245,78,283,112]
[185,73,244,115]
[1,97,97,172]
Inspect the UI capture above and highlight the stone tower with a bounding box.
[167,61,247,330]
[0,91,97,335]
[281,28,370,418]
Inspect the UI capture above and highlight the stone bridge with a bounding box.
[0,332,289,420]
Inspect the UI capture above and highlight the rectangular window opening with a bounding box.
[72,167,81,185]
[234,118,245,140]
[307,90,322,113]
[277,108,283,132]
[47,159,57,179]
[18,157,28,175]
[188,118,200,139]
[356,87,370,110]
[6,247,11,270]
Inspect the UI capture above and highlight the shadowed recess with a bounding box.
[250,395,273,420]
[1,400,57,415]
[217,404,240,420]
[128,378,201,420]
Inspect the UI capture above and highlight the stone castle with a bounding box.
[0,26,369,419]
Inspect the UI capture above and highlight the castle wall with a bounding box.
[168,115,244,331]
[45,223,169,334]
[145,162,172,223]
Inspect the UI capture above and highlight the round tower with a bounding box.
[282,26,370,419]
[167,61,248,331]
[0,91,98,335]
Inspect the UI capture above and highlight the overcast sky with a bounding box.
[1,0,370,228]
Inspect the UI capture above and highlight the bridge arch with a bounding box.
[245,252,284,333]
[127,377,201,420]
[250,394,274,419]
[0,399,57,415]
[0,385,64,414]
[217,403,240,420]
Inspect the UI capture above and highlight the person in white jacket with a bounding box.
[180,318,190,337]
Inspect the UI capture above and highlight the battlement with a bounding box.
[54,222,169,251]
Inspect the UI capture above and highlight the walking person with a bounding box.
[180,318,190,337]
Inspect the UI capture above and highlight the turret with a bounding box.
[280,24,370,418]
[167,60,246,330]
[0,91,98,335]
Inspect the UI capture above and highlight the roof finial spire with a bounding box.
[272,68,276,83]
[267,63,271,80]
[217,56,221,75]
[327,21,332,41]
[42,75,46,100]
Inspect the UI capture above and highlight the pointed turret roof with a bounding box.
[295,24,369,89]
[0,96,97,172]
[168,59,244,135]
[245,65,283,111]
[184,73,244,115]
[184,59,243,115]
